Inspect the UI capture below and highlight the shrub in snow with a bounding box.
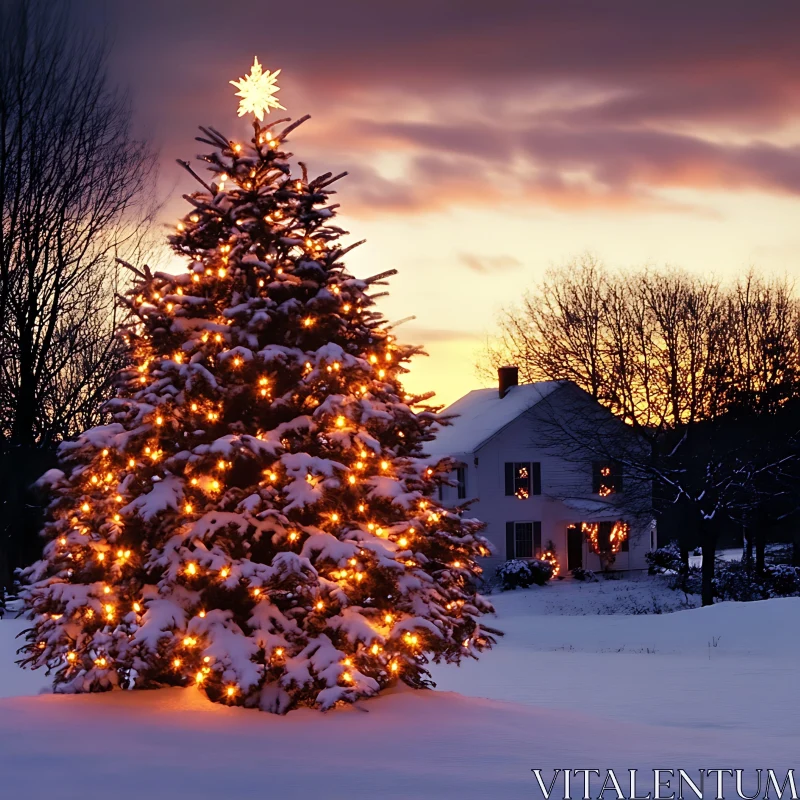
[645,542,683,575]
[713,561,771,602]
[496,558,553,590]
[570,567,598,582]
[765,565,800,597]
[17,114,496,713]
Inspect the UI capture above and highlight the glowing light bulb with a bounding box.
[133,602,142,613]
[226,685,237,698]
[173,657,182,668]
[398,537,409,548]
[384,614,393,624]
[187,562,198,576]
[315,600,324,611]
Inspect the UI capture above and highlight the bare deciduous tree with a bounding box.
[0,0,157,596]
[483,258,800,604]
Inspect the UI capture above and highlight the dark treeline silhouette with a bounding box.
[0,0,156,605]
[485,256,800,605]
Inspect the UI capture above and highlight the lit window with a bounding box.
[592,461,622,496]
[504,462,541,498]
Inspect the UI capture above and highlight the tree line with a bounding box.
[0,0,156,601]
[485,255,800,604]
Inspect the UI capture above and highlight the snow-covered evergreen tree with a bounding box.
[18,62,495,713]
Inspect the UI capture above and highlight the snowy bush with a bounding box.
[570,567,598,582]
[714,561,800,602]
[714,561,771,602]
[765,565,800,597]
[645,542,683,575]
[496,559,553,590]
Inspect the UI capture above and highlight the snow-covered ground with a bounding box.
[1,576,798,799]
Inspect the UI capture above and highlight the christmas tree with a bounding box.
[19,59,496,713]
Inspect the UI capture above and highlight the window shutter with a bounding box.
[615,462,624,493]
[504,463,514,496]
[532,462,542,495]
[505,521,515,559]
[533,521,542,554]
[591,462,601,494]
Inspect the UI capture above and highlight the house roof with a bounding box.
[425,381,565,458]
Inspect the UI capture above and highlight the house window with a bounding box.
[505,521,542,559]
[456,466,466,500]
[504,462,541,498]
[592,461,622,496]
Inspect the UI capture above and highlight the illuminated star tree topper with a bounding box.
[230,56,285,121]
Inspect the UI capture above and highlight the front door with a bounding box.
[567,524,583,570]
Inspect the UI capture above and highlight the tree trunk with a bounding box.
[792,528,800,568]
[700,519,717,607]
[743,524,753,565]
[755,527,766,573]
[679,542,690,591]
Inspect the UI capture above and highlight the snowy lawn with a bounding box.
[2,576,798,799]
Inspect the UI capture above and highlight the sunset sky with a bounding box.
[79,1,800,406]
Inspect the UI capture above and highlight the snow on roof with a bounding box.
[425,381,564,458]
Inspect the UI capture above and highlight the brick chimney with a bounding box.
[498,365,519,398]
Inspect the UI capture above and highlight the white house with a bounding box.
[425,367,656,577]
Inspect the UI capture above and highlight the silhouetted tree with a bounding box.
[0,0,156,598]
[485,259,800,604]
